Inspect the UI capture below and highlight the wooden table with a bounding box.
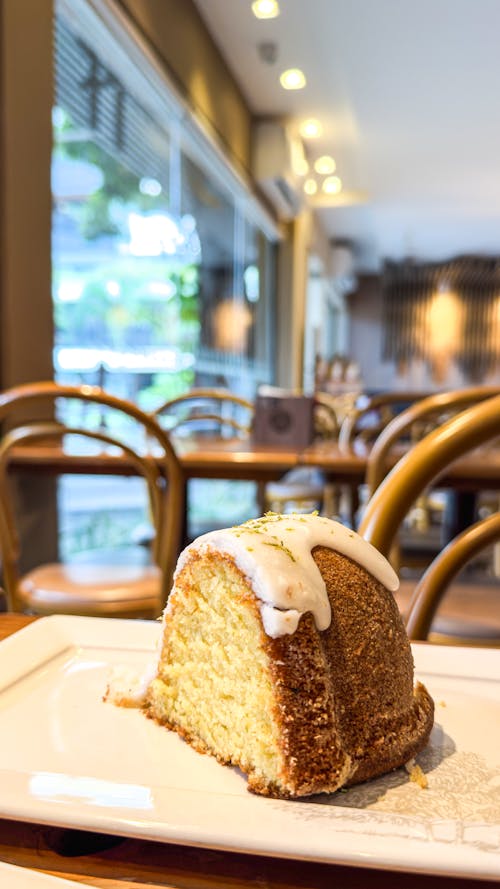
[8,440,300,545]
[302,440,500,491]
[8,439,500,552]
[174,437,299,481]
[0,616,498,889]
[10,437,500,491]
[8,436,499,499]
[0,615,498,889]
[301,440,366,481]
[9,439,300,483]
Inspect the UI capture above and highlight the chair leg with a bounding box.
[256,481,267,514]
[322,483,340,519]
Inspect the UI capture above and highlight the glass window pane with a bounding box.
[51,2,277,555]
[243,220,276,390]
[180,151,276,398]
[53,11,197,408]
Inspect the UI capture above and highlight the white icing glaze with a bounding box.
[173,513,399,639]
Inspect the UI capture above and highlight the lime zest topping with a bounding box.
[230,511,322,561]
[263,541,296,561]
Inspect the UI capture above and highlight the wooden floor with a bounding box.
[395,568,500,645]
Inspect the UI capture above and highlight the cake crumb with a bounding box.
[104,663,156,707]
[405,758,428,788]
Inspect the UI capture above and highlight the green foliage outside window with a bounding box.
[53,106,201,404]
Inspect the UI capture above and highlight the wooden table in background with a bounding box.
[10,438,500,490]
[302,440,500,490]
[9,438,500,550]
[0,615,499,889]
[9,438,300,483]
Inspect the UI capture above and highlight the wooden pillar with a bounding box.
[275,210,313,390]
[0,0,57,572]
[0,0,54,388]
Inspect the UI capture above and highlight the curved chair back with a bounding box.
[366,386,500,495]
[359,393,500,558]
[313,392,341,439]
[338,391,431,453]
[152,388,254,438]
[405,512,500,642]
[358,394,500,644]
[0,382,184,613]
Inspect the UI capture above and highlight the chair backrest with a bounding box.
[358,392,500,559]
[152,388,254,438]
[405,512,500,641]
[312,392,341,439]
[366,386,500,495]
[0,382,184,610]
[338,391,432,453]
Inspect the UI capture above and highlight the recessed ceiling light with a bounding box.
[300,119,322,139]
[314,155,336,175]
[304,178,318,196]
[280,68,306,90]
[322,175,342,195]
[252,0,280,19]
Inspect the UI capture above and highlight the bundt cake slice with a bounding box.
[143,513,434,799]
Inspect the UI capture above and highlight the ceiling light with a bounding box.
[280,68,306,90]
[322,175,342,195]
[252,0,280,19]
[314,155,336,175]
[295,158,309,176]
[300,119,322,139]
[304,178,318,196]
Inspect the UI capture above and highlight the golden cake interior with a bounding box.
[146,549,287,792]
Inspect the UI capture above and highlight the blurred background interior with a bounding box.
[3,0,500,634]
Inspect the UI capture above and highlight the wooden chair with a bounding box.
[338,391,432,454]
[405,512,500,643]
[366,386,500,495]
[311,392,341,440]
[366,386,500,566]
[152,388,254,438]
[0,382,184,617]
[152,388,255,540]
[364,387,500,570]
[335,391,433,527]
[358,394,500,645]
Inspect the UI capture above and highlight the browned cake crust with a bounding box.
[259,547,434,796]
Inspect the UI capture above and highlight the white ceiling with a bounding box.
[193,0,500,272]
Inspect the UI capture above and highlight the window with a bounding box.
[53,0,277,407]
[52,0,278,555]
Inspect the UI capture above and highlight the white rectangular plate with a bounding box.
[0,615,499,880]
[0,861,91,888]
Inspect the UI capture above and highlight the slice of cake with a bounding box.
[142,513,434,798]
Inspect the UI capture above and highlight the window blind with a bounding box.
[54,15,170,186]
